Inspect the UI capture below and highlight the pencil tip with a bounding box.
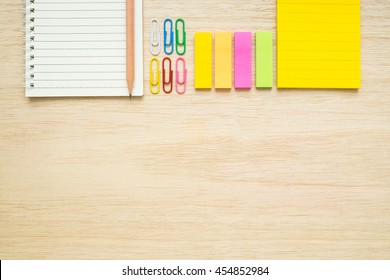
[127,79,134,101]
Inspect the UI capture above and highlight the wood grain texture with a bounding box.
[1,0,390,259]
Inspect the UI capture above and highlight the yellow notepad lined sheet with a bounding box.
[277,0,361,89]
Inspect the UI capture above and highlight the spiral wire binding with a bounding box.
[23,0,35,89]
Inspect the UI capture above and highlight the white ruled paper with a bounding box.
[25,0,144,97]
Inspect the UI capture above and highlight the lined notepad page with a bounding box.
[25,0,144,97]
[277,0,361,89]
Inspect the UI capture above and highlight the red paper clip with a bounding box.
[175,58,187,94]
[162,57,173,94]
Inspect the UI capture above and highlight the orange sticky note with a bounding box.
[215,32,232,89]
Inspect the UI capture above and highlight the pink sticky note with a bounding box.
[234,32,252,89]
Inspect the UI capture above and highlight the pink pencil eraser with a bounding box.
[234,32,252,89]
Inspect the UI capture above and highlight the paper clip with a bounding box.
[163,19,174,55]
[150,19,160,56]
[150,58,160,95]
[162,57,173,94]
[175,58,187,94]
[175,19,186,55]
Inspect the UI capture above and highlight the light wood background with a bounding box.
[1,0,390,260]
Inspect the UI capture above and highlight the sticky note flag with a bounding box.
[277,0,361,89]
[195,32,212,89]
[215,32,232,89]
[234,32,252,89]
[256,32,273,88]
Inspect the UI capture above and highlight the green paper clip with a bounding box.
[175,18,186,55]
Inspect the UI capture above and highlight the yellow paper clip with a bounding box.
[150,58,160,94]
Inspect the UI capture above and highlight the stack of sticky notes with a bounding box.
[195,31,273,90]
[195,32,213,89]
[194,0,361,91]
[234,32,252,89]
[215,32,233,89]
[277,0,361,89]
[256,32,273,88]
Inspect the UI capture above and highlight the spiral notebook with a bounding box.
[25,0,144,97]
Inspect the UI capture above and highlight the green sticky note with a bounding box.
[256,32,273,88]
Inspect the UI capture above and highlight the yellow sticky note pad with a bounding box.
[215,32,232,89]
[277,0,361,89]
[195,32,212,89]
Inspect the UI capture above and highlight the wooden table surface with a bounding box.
[1,0,390,260]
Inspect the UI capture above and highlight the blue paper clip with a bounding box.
[163,18,174,55]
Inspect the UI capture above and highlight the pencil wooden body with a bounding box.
[126,0,135,93]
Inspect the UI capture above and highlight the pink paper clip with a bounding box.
[175,58,187,94]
